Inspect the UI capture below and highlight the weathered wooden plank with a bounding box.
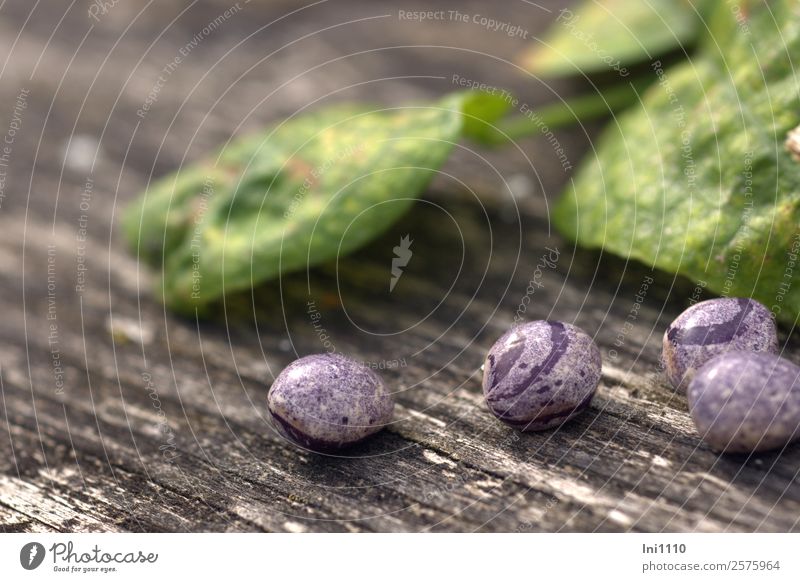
[0,503,59,533]
[4,199,800,532]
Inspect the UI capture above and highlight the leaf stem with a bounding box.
[486,81,646,144]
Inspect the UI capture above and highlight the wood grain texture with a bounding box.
[1,0,799,533]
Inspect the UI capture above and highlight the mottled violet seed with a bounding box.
[267,353,394,452]
[482,321,601,431]
[688,351,800,453]
[662,298,778,392]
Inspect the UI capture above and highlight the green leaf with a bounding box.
[520,0,704,78]
[554,0,800,324]
[123,91,509,312]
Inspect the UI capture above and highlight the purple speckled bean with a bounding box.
[662,298,778,392]
[267,353,394,452]
[482,321,601,431]
[688,351,800,453]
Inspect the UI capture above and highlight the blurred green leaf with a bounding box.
[123,92,510,313]
[554,0,800,324]
[521,0,704,78]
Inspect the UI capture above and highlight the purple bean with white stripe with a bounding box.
[267,353,394,452]
[482,321,601,431]
[662,298,778,392]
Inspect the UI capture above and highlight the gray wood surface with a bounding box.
[1,0,799,532]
